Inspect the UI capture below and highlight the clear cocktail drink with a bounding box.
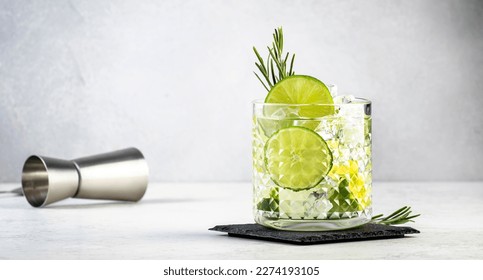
[252,97,372,231]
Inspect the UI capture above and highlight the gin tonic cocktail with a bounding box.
[252,78,372,231]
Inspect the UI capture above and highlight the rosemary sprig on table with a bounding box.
[253,27,296,91]
[371,206,420,225]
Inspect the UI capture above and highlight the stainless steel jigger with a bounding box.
[21,147,149,207]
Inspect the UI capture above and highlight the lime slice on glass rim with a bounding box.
[264,126,333,191]
[259,75,335,135]
[265,75,334,117]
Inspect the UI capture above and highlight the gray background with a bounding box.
[0,0,482,182]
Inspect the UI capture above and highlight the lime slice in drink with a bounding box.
[264,126,333,191]
[265,75,334,118]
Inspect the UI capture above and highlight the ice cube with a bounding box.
[332,96,365,145]
[327,84,338,98]
[334,94,355,104]
[336,96,363,117]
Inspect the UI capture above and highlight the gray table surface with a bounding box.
[1,182,482,259]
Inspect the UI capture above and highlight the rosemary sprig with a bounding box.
[253,27,296,91]
[371,206,420,225]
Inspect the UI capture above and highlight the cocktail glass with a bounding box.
[252,97,372,231]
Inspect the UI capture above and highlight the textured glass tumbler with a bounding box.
[252,99,372,231]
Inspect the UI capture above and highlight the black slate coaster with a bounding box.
[209,223,419,245]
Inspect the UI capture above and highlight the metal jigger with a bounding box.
[21,147,149,207]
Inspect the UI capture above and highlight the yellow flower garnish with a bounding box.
[329,160,370,209]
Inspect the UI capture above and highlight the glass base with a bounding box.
[255,215,371,231]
